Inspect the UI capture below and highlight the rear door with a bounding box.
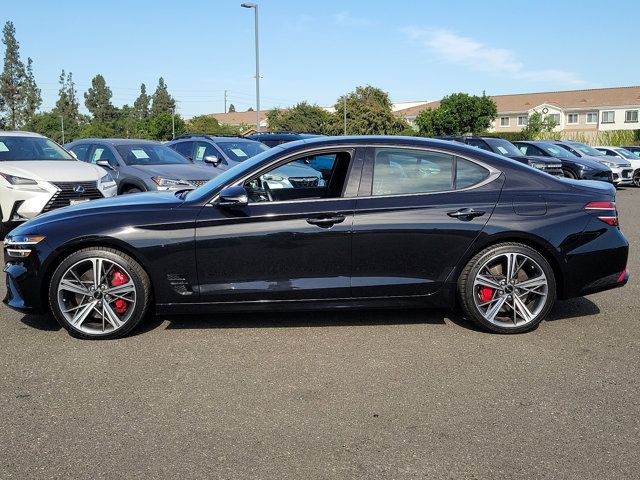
[351,146,503,298]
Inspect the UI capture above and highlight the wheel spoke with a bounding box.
[484,295,508,323]
[517,276,547,290]
[59,279,90,296]
[106,281,136,296]
[513,294,535,324]
[70,300,98,327]
[475,274,502,289]
[101,302,124,330]
[91,258,104,288]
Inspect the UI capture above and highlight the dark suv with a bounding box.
[166,134,270,173]
[436,136,563,177]
[513,141,613,183]
[245,132,322,147]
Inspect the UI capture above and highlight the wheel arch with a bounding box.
[452,232,566,299]
[41,237,155,310]
[118,179,148,194]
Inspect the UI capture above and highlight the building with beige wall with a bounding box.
[395,86,640,137]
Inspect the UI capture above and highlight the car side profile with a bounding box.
[0,131,117,237]
[4,136,629,339]
[513,140,614,183]
[65,139,219,194]
[436,136,563,176]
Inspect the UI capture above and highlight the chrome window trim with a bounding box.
[207,143,502,206]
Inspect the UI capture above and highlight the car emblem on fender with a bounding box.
[73,185,85,194]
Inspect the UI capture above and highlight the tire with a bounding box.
[633,169,640,188]
[48,247,151,339]
[123,187,143,194]
[458,242,556,334]
[562,169,577,179]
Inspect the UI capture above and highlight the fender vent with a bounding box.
[166,274,194,295]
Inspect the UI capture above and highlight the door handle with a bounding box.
[306,214,346,228]
[447,208,485,221]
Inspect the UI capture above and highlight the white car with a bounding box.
[595,146,640,187]
[0,131,117,236]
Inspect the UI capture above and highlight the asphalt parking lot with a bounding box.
[1,188,639,480]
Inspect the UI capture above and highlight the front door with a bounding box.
[351,146,503,298]
[194,148,363,303]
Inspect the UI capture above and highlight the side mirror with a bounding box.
[216,185,248,208]
[96,159,116,170]
[204,155,221,167]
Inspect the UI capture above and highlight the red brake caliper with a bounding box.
[111,270,129,314]
[478,286,494,303]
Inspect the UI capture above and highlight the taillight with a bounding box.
[585,201,619,226]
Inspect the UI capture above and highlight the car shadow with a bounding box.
[18,296,601,336]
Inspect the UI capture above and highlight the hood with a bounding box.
[581,154,630,167]
[278,162,322,178]
[515,155,561,165]
[562,156,610,171]
[126,162,219,180]
[15,191,183,232]
[0,160,107,181]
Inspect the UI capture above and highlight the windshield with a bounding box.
[217,141,270,163]
[116,144,192,166]
[539,144,579,158]
[566,142,605,157]
[0,135,74,161]
[484,138,523,157]
[612,148,638,160]
[185,147,279,201]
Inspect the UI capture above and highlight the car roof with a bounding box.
[0,130,46,138]
[249,133,321,139]
[67,138,161,146]
[170,134,252,142]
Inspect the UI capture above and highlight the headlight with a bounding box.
[578,165,593,171]
[99,173,116,188]
[0,173,46,191]
[151,177,192,190]
[599,160,616,167]
[4,235,46,258]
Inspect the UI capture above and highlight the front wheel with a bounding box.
[562,169,577,179]
[633,169,640,187]
[49,247,151,339]
[458,243,556,333]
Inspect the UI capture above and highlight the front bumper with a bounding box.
[609,166,633,186]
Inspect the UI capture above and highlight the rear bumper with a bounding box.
[579,268,629,296]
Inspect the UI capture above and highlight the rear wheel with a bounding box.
[458,243,556,333]
[48,247,151,339]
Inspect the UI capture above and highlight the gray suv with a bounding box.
[166,134,270,173]
[65,139,219,194]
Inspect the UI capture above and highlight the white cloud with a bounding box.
[333,11,373,27]
[402,27,586,86]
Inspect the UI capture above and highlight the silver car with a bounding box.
[66,139,219,194]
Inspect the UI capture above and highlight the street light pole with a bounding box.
[241,3,260,132]
[171,107,175,139]
[60,115,65,144]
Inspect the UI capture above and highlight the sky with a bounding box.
[4,0,639,118]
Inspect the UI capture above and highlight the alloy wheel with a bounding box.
[56,257,137,335]
[472,252,548,328]
[633,170,640,187]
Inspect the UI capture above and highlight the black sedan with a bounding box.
[3,137,629,339]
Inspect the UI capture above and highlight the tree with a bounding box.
[148,111,185,141]
[150,77,175,116]
[522,111,559,138]
[267,102,332,133]
[329,85,408,135]
[228,103,236,113]
[54,70,83,141]
[247,107,254,112]
[415,92,497,136]
[185,114,240,135]
[0,21,27,128]
[23,111,65,143]
[23,57,41,123]
[132,83,150,120]
[84,74,117,123]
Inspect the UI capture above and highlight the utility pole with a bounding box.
[343,96,347,135]
[61,115,65,144]
[241,3,260,131]
[171,107,175,139]
[224,90,227,113]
